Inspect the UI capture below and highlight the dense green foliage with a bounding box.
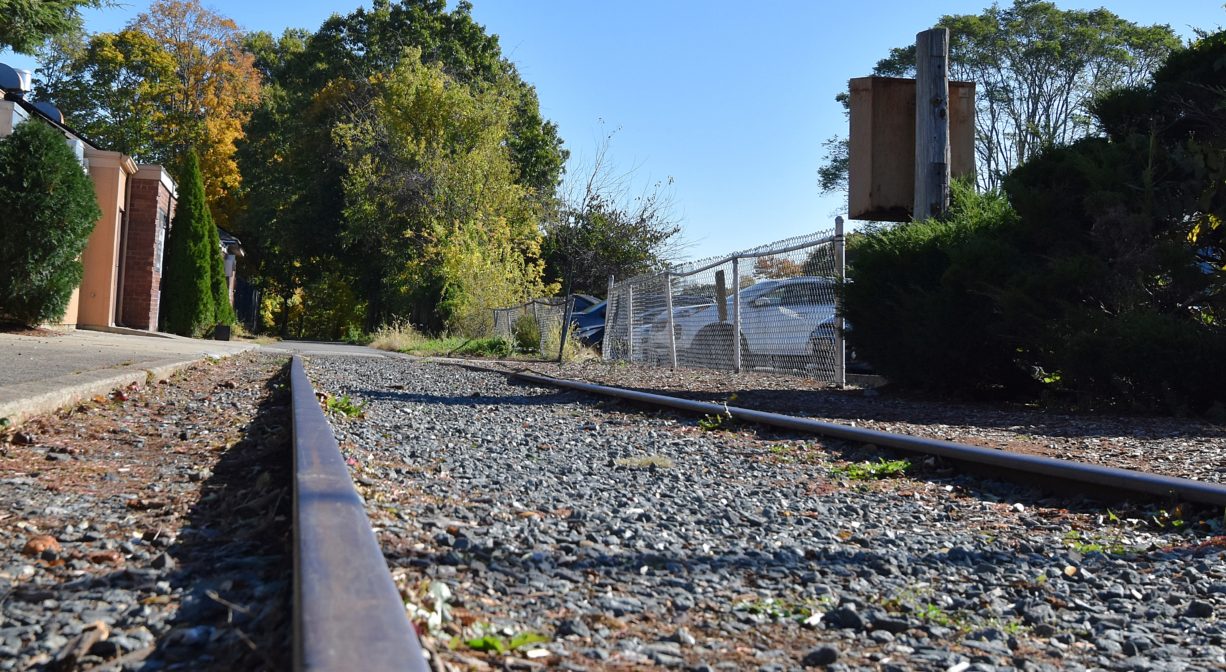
[843,184,1034,394]
[237,0,567,338]
[845,31,1226,414]
[0,0,100,53]
[335,47,549,335]
[0,120,100,325]
[820,0,1178,195]
[160,152,231,335]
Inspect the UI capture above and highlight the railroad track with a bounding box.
[289,354,1226,671]
[12,351,1211,671]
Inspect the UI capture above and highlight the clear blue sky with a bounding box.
[2,1,1223,260]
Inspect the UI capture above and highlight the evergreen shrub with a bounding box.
[0,121,101,326]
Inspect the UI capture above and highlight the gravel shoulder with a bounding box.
[476,359,1226,484]
[309,355,1226,672]
[0,353,292,671]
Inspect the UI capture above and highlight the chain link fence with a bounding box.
[492,298,568,355]
[603,220,847,383]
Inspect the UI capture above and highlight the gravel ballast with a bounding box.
[308,355,1226,671]
[0,353,292,671]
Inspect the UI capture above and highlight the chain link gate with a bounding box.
[492,298,568,355]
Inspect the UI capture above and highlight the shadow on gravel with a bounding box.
[139,362,293,671]
[578,383,1226,440]
[484,379,1223,516]
[362,388,583,408]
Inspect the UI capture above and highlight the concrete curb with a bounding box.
[0,350,253,428]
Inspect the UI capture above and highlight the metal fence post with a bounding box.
[601,275,614,359]
[732,257,741,373]
[626,285,635,362]
[557,294,572,363]
[834,216,847,388]
[664,272,678,368]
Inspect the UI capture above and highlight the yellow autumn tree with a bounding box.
[136,0,259,224]
[34,0,259,227]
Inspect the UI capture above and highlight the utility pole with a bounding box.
[914,28,951,220]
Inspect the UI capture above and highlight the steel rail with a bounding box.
[509,369,1226,507]
[290,356,429,672]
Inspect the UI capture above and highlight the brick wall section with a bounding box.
[121,174,173,330]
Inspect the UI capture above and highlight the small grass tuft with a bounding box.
[831,457,911,480]
[369,319,428,352]
[325,394,366,418]
[451,625,550,654]
[614,454,674,470]
[698,411,734,431]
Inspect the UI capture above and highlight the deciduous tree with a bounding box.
[33,0,260,227]
[236,0,568,336]
[542,133,682,297]
[336,48,549,334]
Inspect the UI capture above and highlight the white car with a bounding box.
[641,276,838,369]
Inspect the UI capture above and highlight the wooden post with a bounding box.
[914,28,950,220]
[714,270,728,323]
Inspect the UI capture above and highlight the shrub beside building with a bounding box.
[0,120,101,326]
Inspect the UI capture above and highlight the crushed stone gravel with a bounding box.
[308,354,1226,672]
[482,359,1226,485]
[0,352,292,671]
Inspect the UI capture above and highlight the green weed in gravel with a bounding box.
[830,457,910,480]
[325,394,365,418]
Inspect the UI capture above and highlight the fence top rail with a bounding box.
[493,297,567,312]
[616,228,837,287]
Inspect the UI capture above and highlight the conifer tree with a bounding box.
[206,213,235,325]
[159,151,214,335]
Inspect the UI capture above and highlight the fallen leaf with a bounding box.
[126,499,168,510]
[87,550,124,565]
[21,535,60,557]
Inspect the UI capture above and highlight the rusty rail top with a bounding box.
[509,370,1226,508]
[290,356,429,672]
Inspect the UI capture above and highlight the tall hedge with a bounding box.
[0,120,101,326]
[160,151,215,336]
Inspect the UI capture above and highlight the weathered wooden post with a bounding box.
[914,28,951,220]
